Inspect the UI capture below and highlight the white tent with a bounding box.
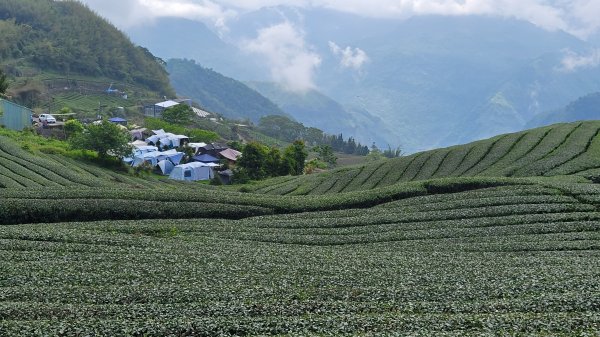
[169,162,218,181]
[157,159,175,175]
[131,149,184,167]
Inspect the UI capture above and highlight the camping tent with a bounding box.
[131,149,183,167]
[157,159,175,175]
[192,153,220,163]
[169,162,219,181]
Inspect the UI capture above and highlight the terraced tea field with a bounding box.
[247,121,600,195]
[0,135,164,189]
[1,122,600,335]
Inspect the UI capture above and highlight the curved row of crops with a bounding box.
[247,121,600,195]
[0,135,157,189]
[1,122,600,335]
[2,179,600,335]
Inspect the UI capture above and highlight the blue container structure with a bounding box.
[0,99,33,131]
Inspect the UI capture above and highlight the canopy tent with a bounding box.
[147,132,189,148]
[192,153,220,163]
[130,149,184,167]
[152,129,166,135]
[219,148,242,162]
[169,162,218,181]
[165,134,189,148]
[157,159,175,175]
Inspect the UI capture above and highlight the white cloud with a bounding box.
[242,22,321,92]
[81,0,235,30]
[80,0,600,39]
[560,49,600,72]
[329,42,369,70]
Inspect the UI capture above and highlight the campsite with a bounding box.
[1,0,600,335]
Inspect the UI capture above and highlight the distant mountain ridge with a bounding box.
[526,92,600,128]
[166,59,285,121]
[124,10,600,152]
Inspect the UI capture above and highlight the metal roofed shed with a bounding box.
[219,148,242,162]
[155,100,180,109]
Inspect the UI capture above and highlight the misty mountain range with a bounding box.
[126,7,600,152]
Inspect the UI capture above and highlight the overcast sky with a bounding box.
[81,0,600,39]
[79,0,600,92]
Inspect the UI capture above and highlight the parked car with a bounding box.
[39,114,56,124]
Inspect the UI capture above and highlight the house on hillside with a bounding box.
[143,99,193,118]
[0,99,32,131]
[219,148,242,166]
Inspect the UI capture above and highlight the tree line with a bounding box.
[257,115,401,157]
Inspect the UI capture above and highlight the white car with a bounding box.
[39,114,56,124]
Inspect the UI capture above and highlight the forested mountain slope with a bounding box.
[167,59,285,121]
[527,92,600,128]
[0,0,173,96]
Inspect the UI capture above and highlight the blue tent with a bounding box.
[192,153,220,163]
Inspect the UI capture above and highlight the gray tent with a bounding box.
[169,162,219,181]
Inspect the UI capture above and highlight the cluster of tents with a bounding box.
[122,129,241,182]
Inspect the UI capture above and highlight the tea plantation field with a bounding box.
[1,122,600,335]
[246,121,600,195]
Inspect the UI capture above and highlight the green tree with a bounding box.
[283,140,308,175]
[162,104,194,125]
[314,145,337,168]
[366,143,385,162]
[0,68,9,96]
[265,147,288,177]
[235,141,269,180]
[71,121,131,158]
[383,145,403,158]
[63,119,83,139]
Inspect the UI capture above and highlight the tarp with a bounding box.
[188,142,207,148]
[219,148,242,161]
[130,140,148,147]
[147,132,189,148]
[130,128,147,140]
[157,159,175,175]
[193,153,219,163]
[167,135,189,148]
[146,135,160,145]
[109,117,127,122]
[133,145,158,154]
[130,149,183,167]
[169,162,215,181]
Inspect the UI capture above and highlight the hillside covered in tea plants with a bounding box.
[1,122,600,335]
